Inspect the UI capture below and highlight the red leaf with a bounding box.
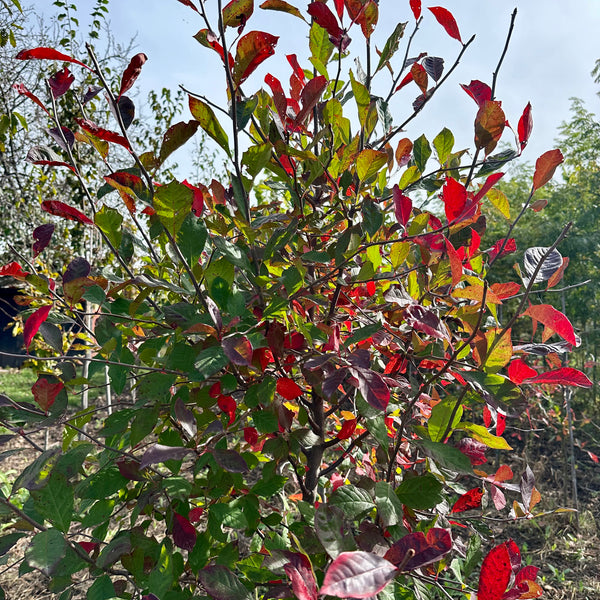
[116,458,146,481]
[477,543,512,600]
[277,377,303,400]
[395,71,414,91]
[345,0,378,38]
[523,304,577,346]
[76,119,131,150]
[532,149,563,191]
[232,31,278,86]
[460,80,491,108]
[321,551,397,598]
[182,180,209,217]
[333,0,344,19]
[41,200,93,225]
[32,377,64,413]
[474,172,504,202]
[442,177,467,222]
[392,184,412,226]
[588,451,599,464]
[118,53,147,98]
[384,528,452,571]
[490,484,506,510]
[0,261,29,279]
[222,335,253,366]
[283,552,318,600]
[307,2,343,39]
[23,305,52,351]
[475,100,506,155]
[177,0,199,11]
[33,224,55,258]
[410,0,421,20]
[518,102,533,150]
[217,395,237,425]
[524,367,592,388]
[349,367,390,411]
[337,418,357,440]
[451,487,483,513]
[488,237,516,262]
[428,6,462,42]
[295,75,328,124]
[507,359,537,385]
[244,426,259,445]
[188,506,204,522]
[496,411,506,436]
[48,67,75,98]
[78,541,98,554]
[490,282,520,300]
[173,513,197,551]
[194,29,235,69]
[445,238,463,286]
[15,46,90,70]
[410,63,428,93]
[13,83,49,114]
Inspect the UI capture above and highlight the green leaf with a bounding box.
[374,481,404,527]
[26,529,67,573]
[260,0,305,20]
[396,473,443,509]
[159,120,200,165]
[177,212,208,267]
[223,0,254,28]
[79,466,129,499]
[344,323,382,348]
[189,96,230,156]
[0,533,26,557]
[212,236,253,272]
[427,397,462,442]
[376,21,407,72]
[131,406,159,447]
[195,345,229,379]
[86,574,115,600]
[148,542,174,598]
[242,142,272,178]
[97,534,132,569]
[413,134,431,172]
[314,504,357,558]
[331,485,375,519]
[362,199,383,236]
[433,127,454,164]
[13,448,61,492]
[418,439,473,474]
[309,21,334,65]
[154,180,193,237]
[95,204,123,248]
[200,565,252,600]
[350,70,371,128]
[31,472,73,532]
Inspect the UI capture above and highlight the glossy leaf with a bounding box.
[507,359,537,385]
[532,149,563,191]
[189,96,231,156]
[41,200,93,225]
[283,552,318,600]
[518,102,533,149]
[32,224,55,258]
[118,53,147,98]
[522,247,562,285]
[524,367,592,388]
[232,30,278,86]
[423,55,444,81]
[174,397,197,439]
[349,367,389,411]
[48,66,74,98]
[24,304,51,350]
[428,6,462,42]
[320,551,397,599]
[384,528,452,571]
[16,46,90,70]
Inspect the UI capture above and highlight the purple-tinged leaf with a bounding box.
[392,184,412,226]
[349,367,389,411]
[173,513,197,551]
[307,2,343,39]
[518,102,533,150]
[282,551,318,600]
[199,565,252,600]
[47,126,75,151]
[48,66,74,98]
[320,551,397,599]
[83,85,102,104]
[522,247,562,286]
[222,335,253,366]
[206,296,222,332]
[423,56,444,81]
[24,305,52,351]
[174,397,197,439]
[116,459,146,481]
[113,95,135,130]
[32,224,55,258]
[42,200,93,225]
[63,257,90,284]
[140,444,192,469]
[384,528,452,571]
[118,53,147,98]
[404,304,448,340]
[212,448,248,473]
[142,595,160,600]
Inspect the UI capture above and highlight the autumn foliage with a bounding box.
[0,1,589,599]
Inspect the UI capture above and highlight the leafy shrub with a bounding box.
[0,1,589,599]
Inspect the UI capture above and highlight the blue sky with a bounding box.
[34,0,600,174]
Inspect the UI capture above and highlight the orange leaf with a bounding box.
[532,149,563,191]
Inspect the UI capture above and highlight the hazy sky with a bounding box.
[33,1,600,173]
